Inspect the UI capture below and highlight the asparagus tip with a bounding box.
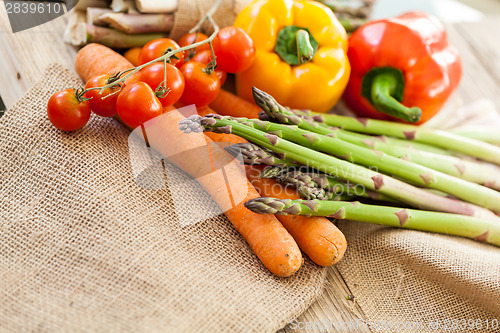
[178,115,203,133]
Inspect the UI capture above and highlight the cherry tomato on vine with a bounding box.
[190,50,227,86]
[212,26,255,73]
[47,88,91,131]
[139,38,184,68]
[138,63,185,107]
[178,32,211,58]
[116,81,163,129]
[84,74,122,117]
[180,61,220,107]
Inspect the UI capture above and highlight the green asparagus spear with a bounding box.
[244,197,500,247]
[255,92,454,156]
[224,142,298,167]
[179,115,500,221]
[277,103,500,165]
[270,166,399,203]
[253,87,500,190]
[227,116,500,212]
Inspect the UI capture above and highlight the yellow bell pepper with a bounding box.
[234,0,350,113]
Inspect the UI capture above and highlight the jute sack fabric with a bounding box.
[0,64,326,333]
[336,222,500,332]
[168,0,251,41]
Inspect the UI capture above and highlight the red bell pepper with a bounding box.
[343,11,462,124]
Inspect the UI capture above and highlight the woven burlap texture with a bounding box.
[336,222,500,332]
[168,0,251,41]
[0,64,326,333]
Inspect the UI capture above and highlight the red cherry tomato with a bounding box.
[116,81,163,129]
[180,61,220,107]
[138,63,185,107]
[212,26,256,73]
[47,89,91,131]
[178,32,211,58]
[191,50,227,86]
[139,38,184,68]
[84,74,121,117]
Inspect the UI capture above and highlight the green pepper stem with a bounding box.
[296,29,314,64]
[370,72,422,123]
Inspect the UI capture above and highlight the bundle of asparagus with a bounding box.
[179,87,500,247]
[64,0,176,48]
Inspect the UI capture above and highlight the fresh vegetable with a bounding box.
[261,165,399,203]
[175,101,248,144]
[291,109,500,166]
[225,142,299,168]
[180,61,220,107]
[234,0,350,112]
[185,114,500,221]
[212,26,256,73]
[75,43,134,83]
[138,62,185,107]
[86,7,112,26]
[124,47,142,66]
[209,89,261,119]
[244,198,500,247]
[138,38,184,68]
[116,81,163,128]
[82,24,166,49]
[246,166,347,266]
[178,32,211,58]
[84,74,121,117]
[238,108,500,212]
[190,50,227,85]
[99,12,174,34]
[344,11,462,123]
[227,144,396,202]
[147,109,303,277]
[135,0,177,13]
[47,88,91,131]
[72,6,305,277]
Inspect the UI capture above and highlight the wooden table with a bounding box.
[1,4,500,331]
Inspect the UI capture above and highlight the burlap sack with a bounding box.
[0,64,326,333]
[335,222,500,332]
[169,0,251,41]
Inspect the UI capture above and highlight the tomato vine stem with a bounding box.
[82,0,223,97]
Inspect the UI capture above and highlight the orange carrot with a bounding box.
[74,45,303,277]
[75,43,134,82]
[246,165,347,266]
[142,111,303,276]
[209,88,262,119]
[178,100,347,266]
[124,47,142,67]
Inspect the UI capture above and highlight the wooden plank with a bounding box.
[447,17,500,108]
[279,267,371,333]
[0,1,78,109]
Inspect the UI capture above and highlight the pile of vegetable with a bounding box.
[64,0,177,48]
[48,0,500,277]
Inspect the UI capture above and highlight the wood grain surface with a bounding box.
[1,2,499,331]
